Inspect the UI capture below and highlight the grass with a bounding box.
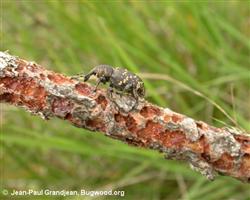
[1,0,250,199]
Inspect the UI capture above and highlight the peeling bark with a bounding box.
[0,51,249,183]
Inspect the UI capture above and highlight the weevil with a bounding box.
[74,65,145,102]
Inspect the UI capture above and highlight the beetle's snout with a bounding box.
[83,75,89,82]
[84,71,96,82]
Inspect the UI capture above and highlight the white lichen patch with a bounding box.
[180,118,200,142]
[203,129,241,161]
[91,105,103,118]
[42,80,96,108]
[152,115,166,126]
[0,51,17,72]
[164,147,216,180]
[163,108,174,115]
[72,106,90,121]
[110,92,137,113]
[105,115,117,136]
[165,121,179,130]
[189,154,216,180]
[160,114,201,142]
[163,107,183,118]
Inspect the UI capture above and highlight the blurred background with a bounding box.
[1,0,250,199]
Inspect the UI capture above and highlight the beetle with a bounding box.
[75,65,145,101]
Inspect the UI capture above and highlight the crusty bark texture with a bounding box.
[0,51,249,183]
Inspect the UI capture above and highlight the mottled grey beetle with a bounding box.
[75,65,145,101]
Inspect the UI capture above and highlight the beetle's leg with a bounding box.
[132,86,139,100]
[108,83,114,98]
[94,77,106,92]
[131,86,140,109]
[93,79,102,92]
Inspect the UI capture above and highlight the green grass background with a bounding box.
[1,0,250,199]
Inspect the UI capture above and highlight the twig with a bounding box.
[0,51,249,183]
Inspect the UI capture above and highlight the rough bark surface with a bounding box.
[0,51,249,183]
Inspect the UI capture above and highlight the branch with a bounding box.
[0,51,249,183]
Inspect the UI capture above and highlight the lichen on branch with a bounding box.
[0,51,249,183]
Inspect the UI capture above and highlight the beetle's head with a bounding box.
[95,65,113,78]
[84,65,114,82]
